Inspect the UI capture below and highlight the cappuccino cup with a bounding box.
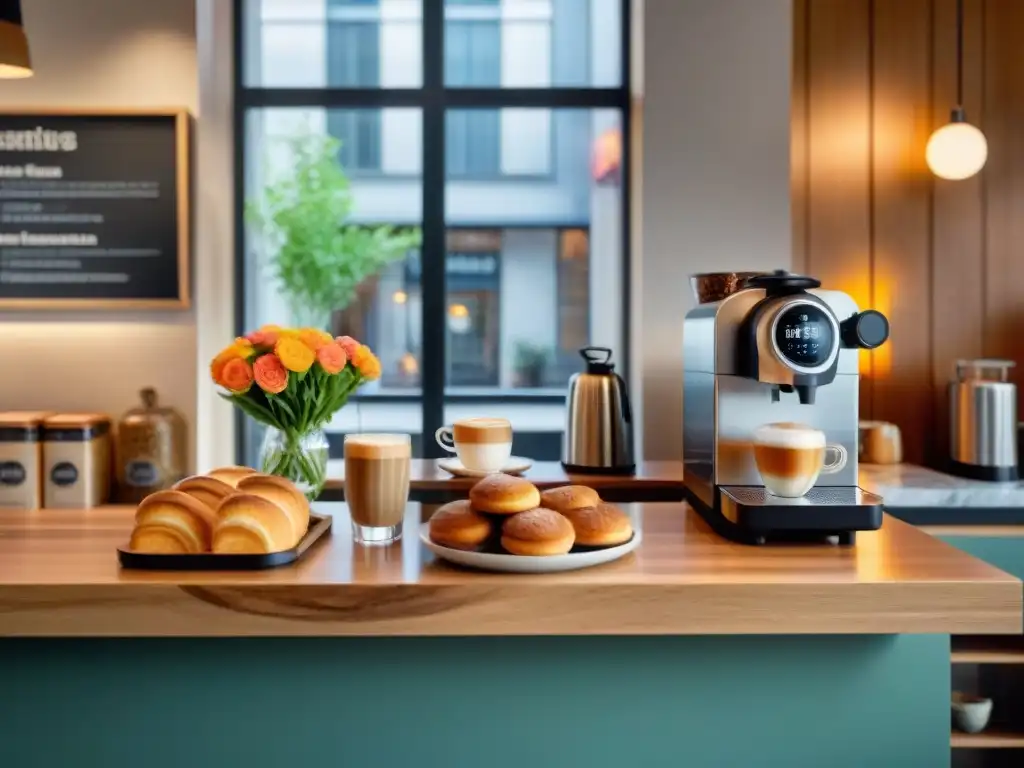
[435,418,512,473]
[752,422,848,498]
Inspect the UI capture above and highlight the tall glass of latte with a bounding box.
[752,422,848,498]
[344,433,411,545]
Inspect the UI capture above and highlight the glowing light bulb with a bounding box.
[926,120,988,180]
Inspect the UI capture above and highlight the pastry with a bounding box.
[561,502,633,547]
[213,493,296,554]
[428,500,492,550]
[131,490,217,553]
[468,473,541,515]
[206,465,259,488]
[539,485,601,513]
[236,473,309,545]
[173,475,235,513]
[501,507,575,556]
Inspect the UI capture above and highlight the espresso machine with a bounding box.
[683,271,890,545]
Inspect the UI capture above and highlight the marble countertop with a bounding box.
[860,464,1024,509]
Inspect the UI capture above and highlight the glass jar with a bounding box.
[259,427,329,501]
[116,388,188,503]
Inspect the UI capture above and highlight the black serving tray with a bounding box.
[117,514,332,571]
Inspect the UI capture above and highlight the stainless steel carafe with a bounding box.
[562,347,635,475]
[949,359,1018,481]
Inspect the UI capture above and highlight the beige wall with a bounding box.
[639,0,793,459]
[0,0,200,467]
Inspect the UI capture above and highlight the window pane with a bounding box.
[244,0,422,88]
[243,108,424,463]
[444,0,621,87]
[444,109,624,459]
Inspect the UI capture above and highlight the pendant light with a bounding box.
[926,0,986,180]
[0,0,31,79]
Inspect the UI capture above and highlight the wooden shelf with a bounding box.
[951,730,1024,748]
[952,636,1024,664]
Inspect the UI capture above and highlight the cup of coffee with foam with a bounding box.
[435,417,512,473]
[752,422,848,498]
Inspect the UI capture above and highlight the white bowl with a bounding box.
[951,691,993,734]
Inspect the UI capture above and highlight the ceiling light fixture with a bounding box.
[926,0,987,180]
[0,1,32,79]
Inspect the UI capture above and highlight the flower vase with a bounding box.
[259,427,329,501]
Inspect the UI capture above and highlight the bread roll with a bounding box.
[173,475,235,513]
[469,473,541,515]
[561,502,633,547]
[236,474,309,544]
[428,500,492,550]
[206,465,259,488]
[501,507,575,556]
[539,485,601,513]
[213,493,296,554]
[131,490,216,553]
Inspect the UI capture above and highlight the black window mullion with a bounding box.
[421,0,447,458]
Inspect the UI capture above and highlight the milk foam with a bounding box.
[345,433,411,459]
[457,418,509,428]
[753,423,825,449]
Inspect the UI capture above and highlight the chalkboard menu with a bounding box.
[0,110,189,309]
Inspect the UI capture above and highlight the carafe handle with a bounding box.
[580,346,613,366]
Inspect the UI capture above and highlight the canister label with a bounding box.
[0,461,26,486]
[50,462,79,487]
[125,460,159,488]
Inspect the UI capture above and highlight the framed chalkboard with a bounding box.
[0,109,190,309]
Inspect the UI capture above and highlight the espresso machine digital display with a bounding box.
[774,305,833,368]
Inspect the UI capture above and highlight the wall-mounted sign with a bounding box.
[0,109,190,309]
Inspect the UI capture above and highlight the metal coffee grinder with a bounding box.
[682,270,890,545]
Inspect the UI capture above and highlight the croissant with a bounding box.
[173,475,235,513]
[236,474,309,544]
[130,490,217,553]
[213,493,296,554]
[205,465,259,488]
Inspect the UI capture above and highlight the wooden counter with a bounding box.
[320,459,684,502]
[0,502,1017,637]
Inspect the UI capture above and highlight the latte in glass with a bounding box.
[752,422,847,498]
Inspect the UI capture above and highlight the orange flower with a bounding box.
[210,340,252,385]
[220,358,254,394]
[298,328,333,351]
[352,344,381,381]
[232,337,254,358]
[316,342,347,374]
[275,336,315,373]
[253,353,289,394]
[335,335,360,360]
[247,328,280,348]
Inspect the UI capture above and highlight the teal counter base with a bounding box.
[0,635,949,768]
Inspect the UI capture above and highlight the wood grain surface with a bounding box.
[320,459,684,501]
[0,503,1017,637]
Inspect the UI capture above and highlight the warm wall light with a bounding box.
[392,290,407,304]
[447,303,471,334]
[0,0,32,78]
[927,0,986,180]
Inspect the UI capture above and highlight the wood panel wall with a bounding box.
[792,0,1024,467]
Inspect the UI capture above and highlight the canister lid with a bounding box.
[42,413,111,441]
[0,411,53,428]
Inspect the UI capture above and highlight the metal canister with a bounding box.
[949,360,1018,481]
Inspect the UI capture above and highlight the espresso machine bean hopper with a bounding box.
[682,271,890,545]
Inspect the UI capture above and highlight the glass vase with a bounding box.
[258,427,330,501]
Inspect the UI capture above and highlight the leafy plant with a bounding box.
[245,131,421,329]
[513,341,551,372]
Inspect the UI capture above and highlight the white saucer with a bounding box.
[437,456,533,478]
[420,523,642,574]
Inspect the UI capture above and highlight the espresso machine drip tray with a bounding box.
[714,486,884,545]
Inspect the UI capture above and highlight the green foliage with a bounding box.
[513,340,551,372]
[245,131,421,329]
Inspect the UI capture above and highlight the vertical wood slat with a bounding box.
[983,0,1024,420]
[806,0,875,416]
[791,0,809,274]
[931,0,985,466]
[871,0,934,465]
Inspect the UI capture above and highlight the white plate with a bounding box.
[420,523,642,573]
[437,456,534,478]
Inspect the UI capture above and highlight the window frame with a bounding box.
[233,0,632,461]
